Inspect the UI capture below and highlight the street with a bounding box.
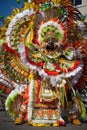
[0,111,87,130]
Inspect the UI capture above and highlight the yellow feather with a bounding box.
[51,0,61,4]
[23,2,39,12]
[52,0,72,6]
[12,8,20,15]
[6,8,20,22]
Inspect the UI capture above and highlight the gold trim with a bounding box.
[12,55,29,73]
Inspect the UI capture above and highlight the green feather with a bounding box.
[76,92,86,119]
[7,93,20,118]
[80,100,86,119]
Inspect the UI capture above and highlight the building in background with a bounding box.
[71,0,87,17]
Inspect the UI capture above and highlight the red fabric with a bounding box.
[25,46,44,67]
[3,44,20,57]
[44,68,59,75]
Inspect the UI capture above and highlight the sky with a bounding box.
[0,0,24,26]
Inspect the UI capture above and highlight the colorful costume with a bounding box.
[0,0,87,126]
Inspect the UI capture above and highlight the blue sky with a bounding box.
[0,0,24,26]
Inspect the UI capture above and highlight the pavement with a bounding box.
[0,111,87,130]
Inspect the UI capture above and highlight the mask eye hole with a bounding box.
[46,39,57,51]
